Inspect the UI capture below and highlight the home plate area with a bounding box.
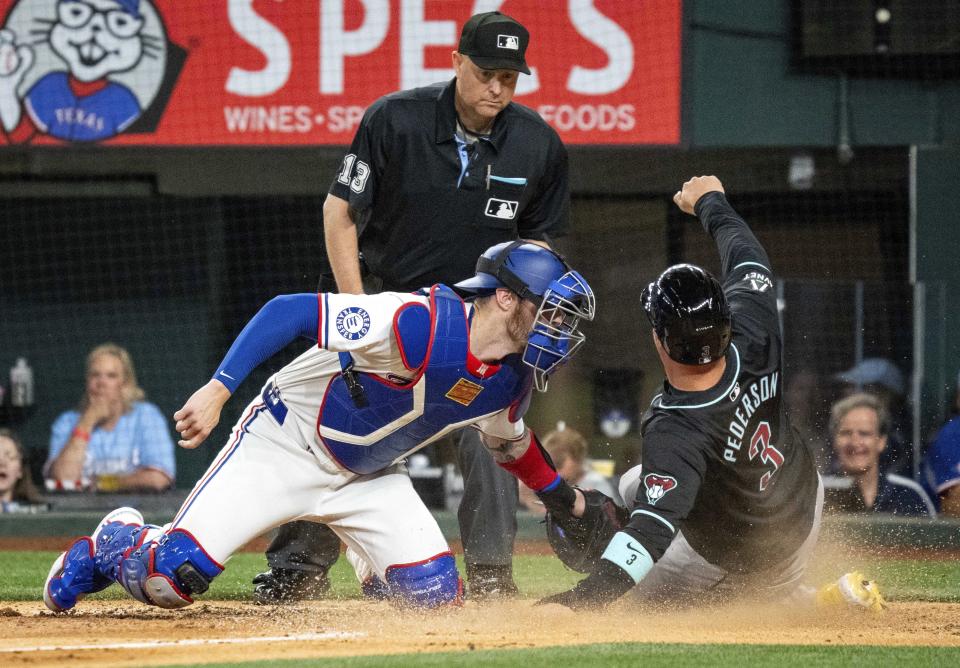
[1,598,958,667]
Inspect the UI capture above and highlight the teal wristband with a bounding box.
[600,531,654,585]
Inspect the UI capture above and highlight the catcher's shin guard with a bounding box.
[44,538,112,612]
[115,529,224,608]
[384,552,462,608]
[44,507,145,612]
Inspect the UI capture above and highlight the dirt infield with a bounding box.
[1,598,958,667]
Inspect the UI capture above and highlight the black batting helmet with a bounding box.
[641,264,731,365]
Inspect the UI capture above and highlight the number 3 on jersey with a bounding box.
[337,154,371,194]
[748,421,784,491]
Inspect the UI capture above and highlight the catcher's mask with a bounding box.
[455,241,596,392]
[641,263,731,365]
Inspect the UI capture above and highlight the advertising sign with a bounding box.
[0,1,680,146]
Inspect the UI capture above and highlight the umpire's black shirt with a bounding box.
[625,193,820,574]
[328,78,569,291]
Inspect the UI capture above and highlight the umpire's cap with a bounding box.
[458,11,531,74]
[454,241,568,302]
[642,264,731,365]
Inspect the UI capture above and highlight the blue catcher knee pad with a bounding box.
[384,553,461,608]
[117,528,224,608]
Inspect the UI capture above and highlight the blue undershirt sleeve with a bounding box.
[212,294,319,393]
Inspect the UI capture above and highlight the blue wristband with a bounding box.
[600,531,654,585]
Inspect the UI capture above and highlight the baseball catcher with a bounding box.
[44,241,595,612]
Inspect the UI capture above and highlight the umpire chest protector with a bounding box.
[316,285,532,474]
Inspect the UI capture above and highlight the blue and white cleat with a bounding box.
[43,507,144,612]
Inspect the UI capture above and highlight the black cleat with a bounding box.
[176,563,211,595]
[252,567,331,605]
[465,563,519,601]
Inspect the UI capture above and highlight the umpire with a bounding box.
[253,10,570,603]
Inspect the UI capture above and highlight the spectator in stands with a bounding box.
[0,428,44,511]
[45,343,175,492]
[921,370,960,518]
[834,357,912,472]
[518,425,620,515]
[823,393,935,517]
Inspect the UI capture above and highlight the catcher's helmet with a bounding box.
[454,241,568,302]
[641,263,731,365]
[455,241,595,392]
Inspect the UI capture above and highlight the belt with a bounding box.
[261,381,288,425]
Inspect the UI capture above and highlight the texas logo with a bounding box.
[0,0,185,144]
[643,473,677,505]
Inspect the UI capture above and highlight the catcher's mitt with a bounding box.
[545,489,629,573]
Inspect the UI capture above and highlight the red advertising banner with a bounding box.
[0,1,680,146]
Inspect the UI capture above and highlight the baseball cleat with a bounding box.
[252,568,331,605]
[43,508,145,612]
[816,571,887,613]
[360,574,390,600]
[465,563,519,601]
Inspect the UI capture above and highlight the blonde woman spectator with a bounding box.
[46,344,175,492]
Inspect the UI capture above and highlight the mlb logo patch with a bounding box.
[728,382,741,402]
[485,198,518,220]
[498,34,520,50]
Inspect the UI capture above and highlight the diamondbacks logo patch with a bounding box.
[485,198,518,219]
[445,378,484,406]
[335,307,371,340]
[643,473,677,505]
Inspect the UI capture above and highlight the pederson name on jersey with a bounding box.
[724,372,779,463]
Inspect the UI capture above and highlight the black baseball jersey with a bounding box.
[328,78,569,291]
[624,192,819,574]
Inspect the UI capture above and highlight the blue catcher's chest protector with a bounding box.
[317,285,532,474]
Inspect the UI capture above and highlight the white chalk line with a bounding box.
[0,630,365,653]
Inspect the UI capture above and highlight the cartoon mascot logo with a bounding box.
[643,473,677,506]
[0,0,184,143]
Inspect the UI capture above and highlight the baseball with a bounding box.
[0,42,19,76]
